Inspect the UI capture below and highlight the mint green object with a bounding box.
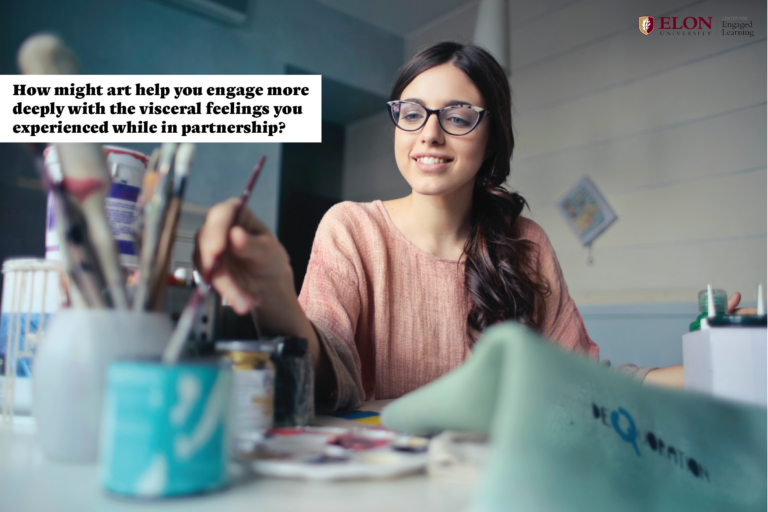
[381,322,766,512]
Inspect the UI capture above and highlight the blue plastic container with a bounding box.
[100,361,232,498]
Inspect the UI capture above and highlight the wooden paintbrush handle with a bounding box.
[149,198,182,311]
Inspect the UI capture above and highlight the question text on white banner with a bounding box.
[1,75,321,143]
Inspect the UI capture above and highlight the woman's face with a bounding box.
[394,63,490,197]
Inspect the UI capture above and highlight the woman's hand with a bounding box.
[727,292,758,315]
[644,365,684,388]
[195,199,326,377]
[195,198,292,314]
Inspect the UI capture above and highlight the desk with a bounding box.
[0,410,477,512]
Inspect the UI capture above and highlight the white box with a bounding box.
[683,327,767,406]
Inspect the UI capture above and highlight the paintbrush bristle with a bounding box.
[174,143,195,179]
[17,34,79,75]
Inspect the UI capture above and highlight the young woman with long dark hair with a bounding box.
[196,42,734,409]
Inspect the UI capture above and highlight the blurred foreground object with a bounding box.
[101,361,231,497]
[0,258,63,421]
[17,33,79,74]
[18,34,128,308]
[33,310,172,462]
[382,322,766,512]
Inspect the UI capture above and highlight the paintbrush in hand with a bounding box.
[162,155,266,364]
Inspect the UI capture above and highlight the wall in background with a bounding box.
[0,147,46,266]
[404,1,480,60]
[510,0,765,365]
[509,0,766,304]
[279,121,345,292]
[341,111,409,202]
[580,302,695,368]
[345,0,766,305]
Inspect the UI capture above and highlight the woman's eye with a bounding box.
[446,116,471,126]
[403,112,423,121]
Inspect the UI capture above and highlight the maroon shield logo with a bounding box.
[639,16,654,35]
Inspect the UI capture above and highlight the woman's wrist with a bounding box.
[251,268,303,335]
[250,271,326,378]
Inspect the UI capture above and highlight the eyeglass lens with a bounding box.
[391,103,480,135]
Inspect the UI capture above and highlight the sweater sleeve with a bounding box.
[298,205,367,413]
[525,219,600,360]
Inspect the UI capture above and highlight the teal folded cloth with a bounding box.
[381,322,767,512]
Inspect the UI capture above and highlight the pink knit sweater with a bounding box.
[298,200,599,412]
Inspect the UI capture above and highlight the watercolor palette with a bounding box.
[244,426,428,481]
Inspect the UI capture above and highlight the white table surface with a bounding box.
[0,404,477,512]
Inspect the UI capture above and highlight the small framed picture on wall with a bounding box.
[557,176,617,247]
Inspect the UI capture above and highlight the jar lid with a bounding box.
[697,289,727,314]
[276,337,308,356]
[216,340,275,353]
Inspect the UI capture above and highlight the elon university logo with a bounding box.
[639,16,654,35]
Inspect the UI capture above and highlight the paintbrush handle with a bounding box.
[149,197,182,311]
[57,143,128,309]
[162,286,207,364]
[51,187,109,308]
[201,156,266,284]
[134,144,177,310]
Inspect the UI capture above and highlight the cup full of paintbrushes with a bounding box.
[16,35,226,474]
[32,143,201,463]
[31,140,198,464]
[97,154,270,497]
[33,309,173,463]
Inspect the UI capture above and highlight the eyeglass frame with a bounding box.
[386,100,489,136]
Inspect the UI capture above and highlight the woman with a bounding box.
[195,43,745,410]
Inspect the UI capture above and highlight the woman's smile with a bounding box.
[412,152,454,172]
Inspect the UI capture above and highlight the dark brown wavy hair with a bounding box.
[390,42,551,344]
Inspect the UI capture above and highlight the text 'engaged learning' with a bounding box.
[0,75,322,143]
